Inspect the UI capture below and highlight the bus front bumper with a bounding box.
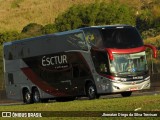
[111,79,150,93]
[96,78,150,94]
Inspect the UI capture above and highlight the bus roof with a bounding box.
[3,24,134,47]
[3,29,83,47]
[80,24,134,30]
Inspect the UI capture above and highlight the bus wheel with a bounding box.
[86,82,97,100]
[121,91,132,97]
[23,89,32,104]
[33,88,41,103]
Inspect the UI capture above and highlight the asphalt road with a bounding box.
[0,90,160,106]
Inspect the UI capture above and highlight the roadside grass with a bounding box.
[0,94,160,119]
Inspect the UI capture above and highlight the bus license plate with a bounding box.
[129,87,138,91]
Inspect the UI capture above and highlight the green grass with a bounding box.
[0,94,160,119]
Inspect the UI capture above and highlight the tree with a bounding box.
[55,5,83,31]
[0,31,20,45]
[55,2,136,32]
[136,1,160,37]
[95,2,135,25]
[21,23,43,36]
[136,9,154,33]
[42,24,57,34]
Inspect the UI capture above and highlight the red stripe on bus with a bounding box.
[21,67,68,97]
[106,46,146,54]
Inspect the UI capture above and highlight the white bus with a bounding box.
[3,25,157,103]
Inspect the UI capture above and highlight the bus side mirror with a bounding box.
[144,44,157,58]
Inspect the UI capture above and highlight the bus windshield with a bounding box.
[82,26,143,49]
[110,51,148,75]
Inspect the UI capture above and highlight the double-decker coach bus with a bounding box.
[3,25,157,103]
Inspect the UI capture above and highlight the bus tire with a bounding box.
[121,91,132,97]
[32,88,41,103]
[86,82,97,100]
[23,89,32,104]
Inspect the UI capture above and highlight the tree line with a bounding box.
[0,1,160,45]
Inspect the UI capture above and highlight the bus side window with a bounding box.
[73,64,90,78]
[79,67,89,77]
[67,32,88,51]
[93,52,109,74]
[83,29,103,48]
[8,73,14,85]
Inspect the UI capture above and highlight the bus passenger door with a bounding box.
[58,69,73,96]
[72,64,91,96]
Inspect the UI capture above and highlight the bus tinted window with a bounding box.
[83,29,103,48]
[65,32,88,51]
[92,51,109,74]
[101,27,143,49]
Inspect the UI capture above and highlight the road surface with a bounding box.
[0,90,160,106]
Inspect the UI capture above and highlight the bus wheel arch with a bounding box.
[22,87,33,104]
[85,80,98,99]
[32,87,41,103]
